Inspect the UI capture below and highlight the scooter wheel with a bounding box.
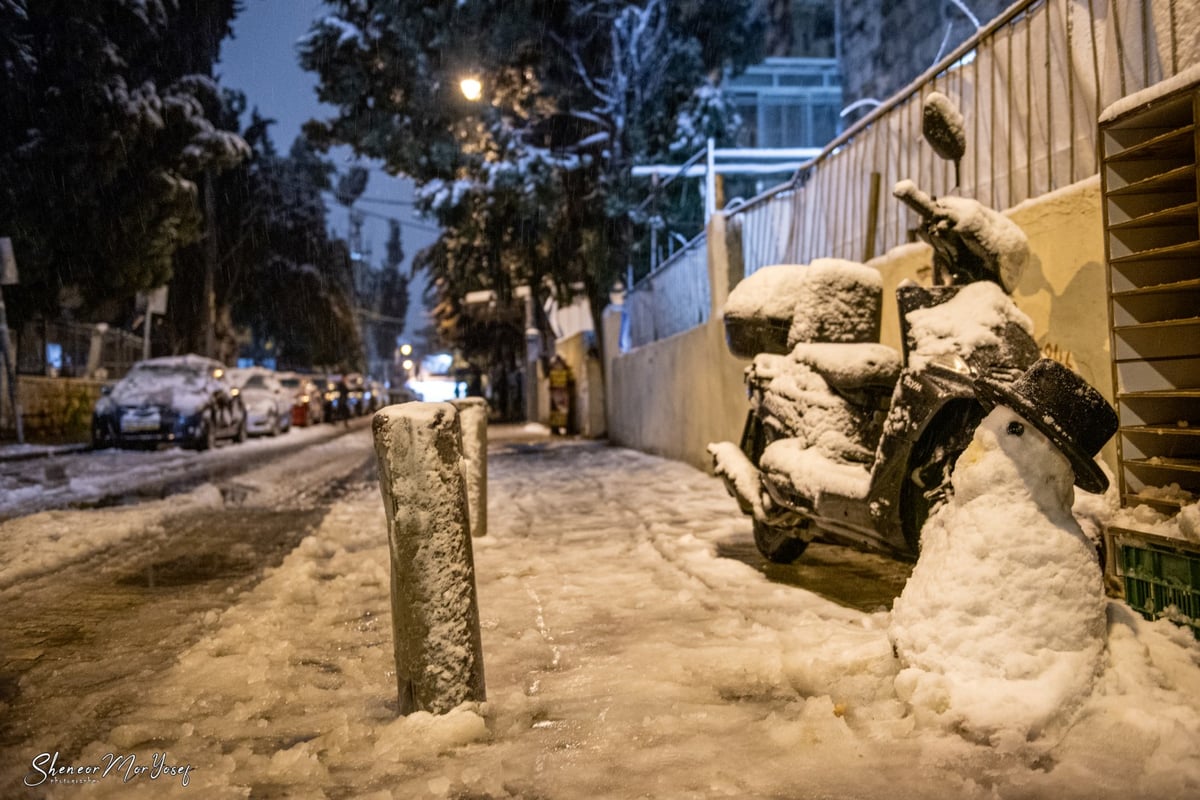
[753,520,809,564]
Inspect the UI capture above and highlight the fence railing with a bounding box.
[738,0,1195,272]
[625,235,709,348]
[625,0,1195,346]
[14,320,144,379]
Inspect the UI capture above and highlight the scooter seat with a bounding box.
[759,438,871,509]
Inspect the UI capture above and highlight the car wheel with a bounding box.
[752,519,810,564]
[192,415,215,451]
[91,424,112,450]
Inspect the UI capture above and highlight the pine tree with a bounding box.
[0,0,248,324]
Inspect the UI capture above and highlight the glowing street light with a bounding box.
[459,77,482,102]
[400,343,413,356]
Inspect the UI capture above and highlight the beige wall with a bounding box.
[607,175,1116,473]
[555,332,606,437]
[606,317,750,470]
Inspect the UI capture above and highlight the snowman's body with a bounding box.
[889,405,1107,747]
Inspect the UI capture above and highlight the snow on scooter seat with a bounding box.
[760,343,900,463]
[904,280,1034,372]
[759,438,871,506]
[889,406,1107,750]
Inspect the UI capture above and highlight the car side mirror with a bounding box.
[100,385,112,396]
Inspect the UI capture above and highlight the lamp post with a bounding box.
[459,77,482,102]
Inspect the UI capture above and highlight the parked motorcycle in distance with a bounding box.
[709,93,1040,564]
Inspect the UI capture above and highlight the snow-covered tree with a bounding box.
[0,0,248,324]
[300,0,763,368]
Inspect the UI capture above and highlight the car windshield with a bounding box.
[242,375,268,389]
[119,365,207,392]
[280,378,301,389]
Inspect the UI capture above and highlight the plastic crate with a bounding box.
[1110,526,1200,639]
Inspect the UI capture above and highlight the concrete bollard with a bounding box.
[451,397,488,538]
[372,402,486,715]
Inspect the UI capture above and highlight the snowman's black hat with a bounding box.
[973,358,1118,494]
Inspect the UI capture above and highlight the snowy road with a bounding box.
[0,426,379,793]
[0,417,373,522]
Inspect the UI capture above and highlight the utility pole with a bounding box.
[203,169,218,358]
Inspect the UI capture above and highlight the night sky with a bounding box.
[218,0,438,343]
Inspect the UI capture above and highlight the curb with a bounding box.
[0,443,91,463]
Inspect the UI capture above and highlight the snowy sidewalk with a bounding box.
[30,433,1200,799]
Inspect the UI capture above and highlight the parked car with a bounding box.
[278,372,324,427]
[345,372,368,416]
[228,367,292,437]
[91,355,246,450]
[322,374,345,423]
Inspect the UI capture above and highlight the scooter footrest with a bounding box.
[707,440,765,518]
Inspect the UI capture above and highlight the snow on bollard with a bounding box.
[450,398,488,538]
[372,402,486,715]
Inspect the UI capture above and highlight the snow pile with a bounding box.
[0,483,224,591]
[1110,489,1200,544]
[759,438,872,504]
[890,407,1107,749]
[904,280,1034,371]
[723,264,810,324]
[787,258,883,346]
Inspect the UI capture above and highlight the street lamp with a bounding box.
[459,77,482,102]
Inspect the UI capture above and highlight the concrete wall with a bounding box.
[607,174,1116,473]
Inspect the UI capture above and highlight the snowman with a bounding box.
[889,358,1118,749]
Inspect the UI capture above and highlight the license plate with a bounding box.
[121,411,161,432]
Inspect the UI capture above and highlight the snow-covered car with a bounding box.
[345,372,368,416]
[228,367,292,437]
[91,355,246,450]
[278,372,324,427]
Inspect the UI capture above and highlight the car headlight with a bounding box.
[300,394,310,403]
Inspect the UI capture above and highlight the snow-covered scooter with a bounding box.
[709,94,1040,563]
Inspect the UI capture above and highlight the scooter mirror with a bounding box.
[922,92,966,185]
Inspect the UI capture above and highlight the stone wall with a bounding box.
[0,375,105,443]
[838,0,1011,113]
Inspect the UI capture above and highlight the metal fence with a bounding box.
[626,236,710,348]
[15,320,143,378]
[736,0,1195,273]
[625,0,1196,346]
